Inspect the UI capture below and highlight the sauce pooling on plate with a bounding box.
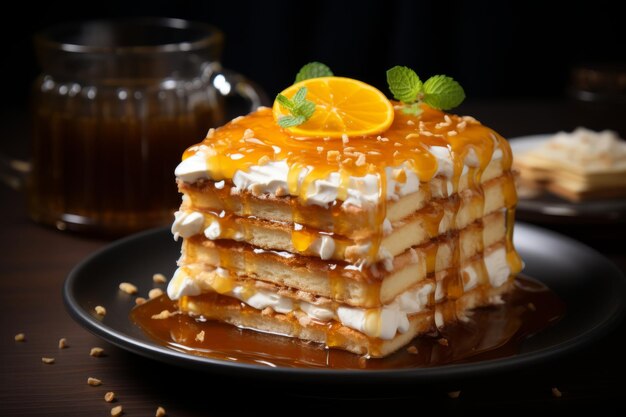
[131,275,565,369]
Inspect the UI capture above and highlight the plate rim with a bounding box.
[63,224,626,382]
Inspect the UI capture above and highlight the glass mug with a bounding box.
[4,18,265,236]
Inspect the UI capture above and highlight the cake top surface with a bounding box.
[176,67,512,208]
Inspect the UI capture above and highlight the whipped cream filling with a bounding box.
[171,210,204,241]
[175,142,503,208]
[167,247,511,340]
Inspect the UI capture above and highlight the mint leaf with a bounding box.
[278,115,306,128]
[295,62,334,83]
[292,87,308,105]
[276,94,294,110]
[275,87,317,128]
[422,75,465,110]
[297,100,316,119]
[386,66,422,103]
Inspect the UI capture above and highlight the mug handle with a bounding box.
[0,154,29,191]
[207,64,269,114]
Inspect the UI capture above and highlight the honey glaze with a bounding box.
[131,275,565,369]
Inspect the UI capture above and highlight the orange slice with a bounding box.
[273,76,394,138]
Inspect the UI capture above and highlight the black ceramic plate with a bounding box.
[510,134,626,224]
[63,223,625,383]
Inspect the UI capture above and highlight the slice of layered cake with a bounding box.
[167,66,522,358]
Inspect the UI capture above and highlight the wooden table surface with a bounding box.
[2,100,626,415]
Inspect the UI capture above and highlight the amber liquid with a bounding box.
[29,95,223,235]
[131,275,565,369]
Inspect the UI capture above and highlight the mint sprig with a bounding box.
[295,62,334,83]
[275,87,316,128]
[386,66,465,115]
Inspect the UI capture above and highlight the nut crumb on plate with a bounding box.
[153,273,167,284]
[14,333,25,342]
[156,406,166,416]
[195,331,205,342]
[58,338,68,349]
[151,310,173,320]
[119,282,138,294]
[90,347,105,357]
[41,357,55,364]
[149,288,164,299]
[135,297,147,305]
[104,392,116,403]
[552,387,562,398]
[87,377,102,386]
[95,306,107,316]
[406,346,418,354]
[111,405,123,416]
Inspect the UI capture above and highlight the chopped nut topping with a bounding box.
[104,392,116,403]
[326,150,340,161]
[407,120,415,125]
[421,130,433,137]
[355,153,366,167]
[135,297,147,305]
[111,405,123,416]
[14,333,25,342]
[462,115,478,124]
[551,387,562,398]
[448,390,461,399]
[87,377,102,386]
[406,346,418,354]
[527,302,536,311]
[379,136,389,142]
[448,130,458,136]
[343,146,355,152]
[156,406,166,417]
[457,120,467,131]
[41,357,55,364]
[152,273,167,284]
[444,115,452,124]
[316,146,324,152]
[367,150,381,156]
[206,128,215,138]
[342,158,353,165]
[118,282,138,295]
[438,338,449,346]
[58,338,68,349]
[257,155,270,165]
[195,331,205,342]
[95,306,107,316]
[261,307,274,316]
[341,134,349,144]
[151,310,173,320]
[243,128,255,139]
[148,288,164,299]
[90,347,105,357]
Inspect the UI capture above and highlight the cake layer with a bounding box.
[179,280,514,357]
[173,174,516,263]
[170,242,511,341]
[179,159,507,238]
[174,210,508,308]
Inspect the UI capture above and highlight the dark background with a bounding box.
[2,0,625,109]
